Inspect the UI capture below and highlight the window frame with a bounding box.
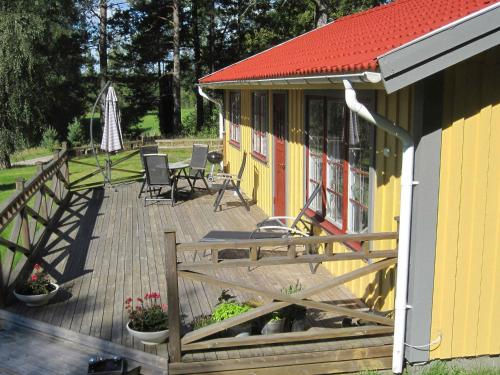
[305,92,374,247]
[251,91,269,162]
[228,91,241,148]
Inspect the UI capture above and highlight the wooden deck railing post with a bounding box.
[16,179,31,253]
[165,230,182,363]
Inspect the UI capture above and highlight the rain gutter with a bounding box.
[198,71,382,88]
[197,86,224,139]
[343,80,414,374]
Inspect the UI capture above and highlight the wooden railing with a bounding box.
[164,230,399,364]
[0,143,70,307]
[68,138,223,190]
[156,138,222,150]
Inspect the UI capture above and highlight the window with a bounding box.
[306,95,373,234]
[229,91,241,146]
[251,92,268,160]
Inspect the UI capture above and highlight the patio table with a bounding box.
[169,161,192,189]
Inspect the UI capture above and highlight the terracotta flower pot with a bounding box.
[126,322,169,345]
[13,283,59,307]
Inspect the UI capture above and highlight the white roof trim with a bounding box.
[198,72,382,88]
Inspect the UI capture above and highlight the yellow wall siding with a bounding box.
[319,88,412,312]
[430,49,500,359]
[224,86,412,313]
[286,90,305,218]
[224,90,273,215]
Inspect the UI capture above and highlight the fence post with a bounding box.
[16,179,30,253]
[165,230,181,363]
[36,162,49,221]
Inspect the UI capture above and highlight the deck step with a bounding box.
[0,309,168,373]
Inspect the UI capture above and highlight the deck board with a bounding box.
[5,181,391,370]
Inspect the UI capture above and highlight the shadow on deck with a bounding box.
[4,181,393,374]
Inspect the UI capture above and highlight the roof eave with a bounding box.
[198,71,382,89]
[379,2,500,94]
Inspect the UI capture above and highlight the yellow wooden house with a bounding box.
[198,0,499,369]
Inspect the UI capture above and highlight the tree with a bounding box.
[99,0,108,92]
[0,0,85,168]
[172,0,181,134]
[109,0,172,134]
[192,0,204,132]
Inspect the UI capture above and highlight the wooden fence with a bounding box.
[0,144,70,307]
[70,138,222,156]
[68,138,223,190]
[164,230,399,369]
[156,138,222,151]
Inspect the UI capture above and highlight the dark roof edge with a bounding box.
[379,3,500,94]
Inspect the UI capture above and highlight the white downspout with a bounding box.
[343,80,414,374]
[198,86,224,139]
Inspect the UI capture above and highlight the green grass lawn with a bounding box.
[0,165,40,268]
[133,112,160,136]
[69,148,192,190]
[0,165,38,204]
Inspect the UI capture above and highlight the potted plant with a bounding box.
[261,311,285,335]
[212,301,252,337]
[125,292,168,345]
[13,264,59,307]
[281,280,307,332]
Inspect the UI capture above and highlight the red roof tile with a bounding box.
[200,0,497,83]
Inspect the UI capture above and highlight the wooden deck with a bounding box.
[4,181,393,374]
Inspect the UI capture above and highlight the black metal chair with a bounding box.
[212,152,249,212]
[143,154,178,206]
[138,145,159,198]
[188,144,210,192]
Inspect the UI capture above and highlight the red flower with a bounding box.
[125,297,133,304]
[136,297,143,303]
[31,274,38,282]
[151,292,160,299]
[161,304,168,311]
[34,264,41,271]
[144,293,150,299]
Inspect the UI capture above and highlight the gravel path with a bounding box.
[12,154,53,166]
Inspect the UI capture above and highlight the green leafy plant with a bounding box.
[67,118,85,147]
[125,292,168,332]
[269,311,283,321]
[281,280,303,295]
[191,314,214,330]
[212,302,251,322]
[281,280,306,324]
[15,264,54,295]
[40,126,60,151]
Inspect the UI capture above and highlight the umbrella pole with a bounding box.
[90,81,111,187]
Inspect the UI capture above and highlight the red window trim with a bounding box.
[229,91,241,146]
[305,95,366,251]
[229,139,240,149]
[252,129,268,162]
[251,151,268,163]
[305,208,362,252]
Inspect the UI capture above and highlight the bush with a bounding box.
[40,127,59,151]
[67,118,85,147]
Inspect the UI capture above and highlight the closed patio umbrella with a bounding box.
[99,85,123,185]
[101,86,123,153]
